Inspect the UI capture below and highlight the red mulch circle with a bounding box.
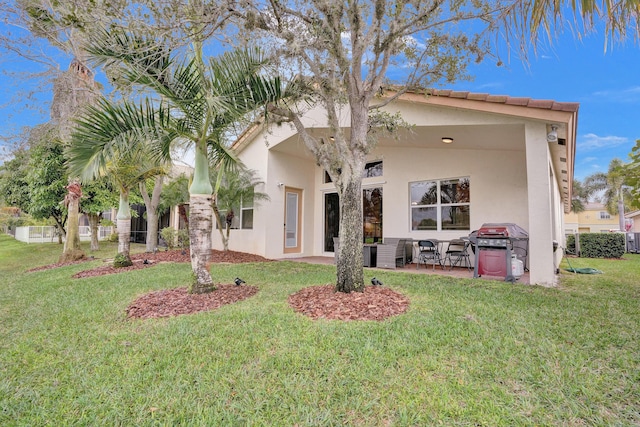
[72,259,157,278]
[28,249,410,321]
[71,249,272,279]
[126,284,259,319]
[27,258,92,272]
[288,284,410,321]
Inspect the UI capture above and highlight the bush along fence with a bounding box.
[566,233,627,258]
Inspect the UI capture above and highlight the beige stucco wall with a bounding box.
[228,98,569,286]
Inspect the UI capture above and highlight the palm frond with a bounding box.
[85,29,181,99]
[67,98,172,182]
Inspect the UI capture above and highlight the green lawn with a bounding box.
[1,234,638,426]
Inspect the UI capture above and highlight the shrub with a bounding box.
[566,234,576,255]
[577,233,625,259]
[160,227,190,250]
[113,252,133,268]
[177,229,190,248]
[160,227,177,249]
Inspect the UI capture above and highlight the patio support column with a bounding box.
[524,123,556,286]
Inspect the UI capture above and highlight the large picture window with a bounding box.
[410,177,470,231]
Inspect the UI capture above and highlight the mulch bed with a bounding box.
[72,259,157,279]
[288,284,410,321]
[26,258,93,273]
[28,248,409,321]
[126,285,259,319]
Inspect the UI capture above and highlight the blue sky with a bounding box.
[0,23,638,181]
[448,30,639,181]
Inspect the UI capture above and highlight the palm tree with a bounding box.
[571,179,591,213]
[211,168,270,251]
[159,174,190,231]
[82,32,284,293]
[584,158,632,231]
[512,0,640,46]
[68,114,167,266]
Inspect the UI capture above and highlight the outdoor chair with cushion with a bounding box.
[377,238,407,269]
[416,239,443,270]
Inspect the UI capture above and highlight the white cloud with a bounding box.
[577,133,629,151]
[580,156,598,164]
[591,86,640,103]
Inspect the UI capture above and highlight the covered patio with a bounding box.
[281,255,531,285]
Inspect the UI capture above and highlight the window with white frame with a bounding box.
[240,192,254,229]
[410,177,470,231]
[599,211,611,220]
[216,192,254,230]
[324,160,383,183]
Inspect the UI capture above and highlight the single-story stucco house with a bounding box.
[213,89,578,287]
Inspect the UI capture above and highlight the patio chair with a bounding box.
[377,238,407,269]
[444,238,471,271]
[416,239,443,271]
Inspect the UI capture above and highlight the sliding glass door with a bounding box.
[324,188,382,252]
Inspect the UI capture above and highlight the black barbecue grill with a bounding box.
[471,223,529,282]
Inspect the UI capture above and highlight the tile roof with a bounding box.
[425,89,579,113]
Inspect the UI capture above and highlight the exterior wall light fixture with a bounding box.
[547,125,558,142]
[441,137,454,144]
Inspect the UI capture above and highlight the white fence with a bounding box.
[14,226,114,244]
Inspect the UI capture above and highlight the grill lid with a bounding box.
[476,223,528,238]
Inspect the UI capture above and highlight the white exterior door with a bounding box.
[284,187,302,253]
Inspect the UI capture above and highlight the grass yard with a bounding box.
[1,234,638,426]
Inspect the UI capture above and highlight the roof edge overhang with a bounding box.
[381,89,579,214]
[232,88,579,213]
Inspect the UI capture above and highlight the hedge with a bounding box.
[567,233,626,258]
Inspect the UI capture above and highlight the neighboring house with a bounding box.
[219,89,578,287]
[626,210,640,233]
[564,202,624,234]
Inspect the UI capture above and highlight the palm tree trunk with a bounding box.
[60,181,85,262]
[115,191,133,267]
[88,212,101,251]
[140,176,164,252]
[178,205,189,228]
[224,224,231,251]
[189,193,215,293]
[212,202,229,251]
[618,189,626,231]
[188,147,215,293]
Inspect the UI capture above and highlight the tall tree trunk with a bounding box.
[189,193,214,293]
[333,96,369,292]
[115,190,133,267]
[60,181,85,262]
[618,190,625,231]
[140,176,164,252]
[336,175,365,293]
[176,205,189,228]
[88,212,101,251]
[212,202,229,251]
[188,147,214,294]
[53,216,66,244]
[224,224,231,252]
